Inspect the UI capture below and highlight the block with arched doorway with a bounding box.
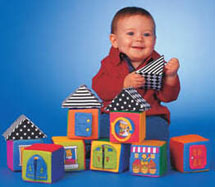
[90,140,130,173]
[22,143,64,183]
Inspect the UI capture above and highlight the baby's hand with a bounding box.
[123,72,145,88]
[165,58,180,77]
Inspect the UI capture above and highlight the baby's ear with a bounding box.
[110,34,118,48]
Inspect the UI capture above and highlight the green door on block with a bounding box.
[93,146,103,168]
[104,145,117,169]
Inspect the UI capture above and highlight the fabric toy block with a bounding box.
[106,88,151,112]
[109,111,146,144]
[90,140,130,173]
[22,143,64,183]
[2,114,47,171]
[130,140,167,177]
[136,56,165,90]
[61,85,102,140]
[67,108,100,140]
[52,136,86,171]
[6,139,43,171]
[170,134,210,173]
[62,84,102,109]
[106,88,150,144]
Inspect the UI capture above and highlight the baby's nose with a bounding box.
[136,34,144,41]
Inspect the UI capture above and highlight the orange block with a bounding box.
[67,108,99,140]
[170,134,210,173]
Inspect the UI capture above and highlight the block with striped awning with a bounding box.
[130,140,167,177]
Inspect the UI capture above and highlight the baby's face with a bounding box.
[110,15,156,65]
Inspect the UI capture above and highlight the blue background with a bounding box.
[0,0,214,186]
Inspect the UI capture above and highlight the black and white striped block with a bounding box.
[136,56,165,90]
[62,85,102,109]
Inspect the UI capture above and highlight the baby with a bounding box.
[92,7,180,141]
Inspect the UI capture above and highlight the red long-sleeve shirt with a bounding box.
[92,47,180,123]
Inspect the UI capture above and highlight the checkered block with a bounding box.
[130,140,167,177]
[136,55,165,90]
[52,136,86,171]
[141,73,163,90]
[90,140,130,173]
[22,144,64,183]
[170,134,210,173]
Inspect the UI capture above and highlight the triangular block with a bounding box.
[106,88,150,112]
[2,115,47,141]
[62,85,102,109]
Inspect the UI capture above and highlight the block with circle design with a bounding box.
[130,140,167,177]
[106,88,150,143]
[2,115,47,171]
[22,143,64,183]
[170,134,210,173]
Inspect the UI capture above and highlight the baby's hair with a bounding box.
[111,7,156,35]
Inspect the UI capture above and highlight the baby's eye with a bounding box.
[127,32,134,36]
[143,33,152,37]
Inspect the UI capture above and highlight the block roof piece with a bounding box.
[62,84,102,109]
[2,114,47,141]
[106,88,151,112]
[136,55,165,76]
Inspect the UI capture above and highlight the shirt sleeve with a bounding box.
[92,62,125,102]
[155,75,180,102]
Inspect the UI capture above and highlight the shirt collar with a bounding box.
[109,47,158,68]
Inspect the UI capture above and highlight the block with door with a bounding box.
[90,140,130,173]
[62,85,102,140]
[22,143,64,183]
[52,136,86,171]
[170,134,210,173]
[130,140,167,177]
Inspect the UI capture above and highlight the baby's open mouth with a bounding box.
[132,46,144,49]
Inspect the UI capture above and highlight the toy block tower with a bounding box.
[136,55,165,90]
[22,143,64,183]
[130,140,167,177]
[2,115,47,171]
[62,85,102,140]
[90,140,130,173]
[52,136,86,171]
[170,134,210,173]
[106,88,150,143]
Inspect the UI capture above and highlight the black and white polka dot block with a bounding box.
[136,56,165,90]
[106,88,151,112]
[2,115,47,141]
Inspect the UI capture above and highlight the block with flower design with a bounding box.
[129,140,167,177]
[170,134,210,173]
